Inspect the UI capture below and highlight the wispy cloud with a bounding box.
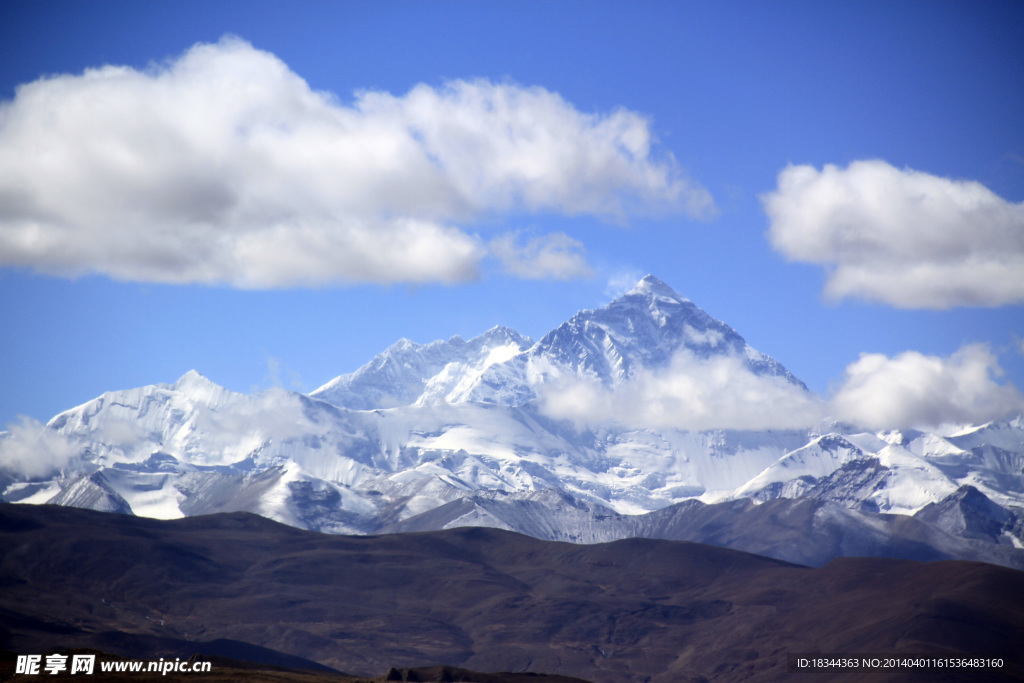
[763,160,1024,308]
[0,37,713,288]
[262,356,304,391]
[0,417,78,478]
[604,269,647,300]
[490,231,592,280]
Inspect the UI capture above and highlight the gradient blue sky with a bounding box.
[1,0,1022,429]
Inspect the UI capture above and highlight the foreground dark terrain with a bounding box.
[1,503,1022,682]
[0,651,590,683]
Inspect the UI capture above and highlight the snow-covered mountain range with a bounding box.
[3,276,1023,568]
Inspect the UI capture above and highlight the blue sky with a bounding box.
[1,0,1022,430]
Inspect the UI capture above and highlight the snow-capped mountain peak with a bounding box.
[5,275,1023,569]
[171,369,235,405]
[310,326,534,410]
[310,276,805,412]
[627,274,690,301]
[528,275,804,390]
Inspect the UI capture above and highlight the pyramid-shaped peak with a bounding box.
[627,275,688,301]
[531,274,806,390]
[171,370,234,403]
[484,324,520,337]
[479,325,532,345]
[174,369,212,387]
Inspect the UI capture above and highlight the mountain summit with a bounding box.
[631,273,679,295]
[310,276,803,411]
[529,274,804,389]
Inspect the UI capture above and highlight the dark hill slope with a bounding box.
[1,503,1022,682]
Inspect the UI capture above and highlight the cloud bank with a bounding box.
[539,350,827,432]
[0,37,713,287]
[539,344,1023,432]
[763,160,1024,308]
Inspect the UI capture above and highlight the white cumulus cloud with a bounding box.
[763,160,1024,308]
[829,344,1024,431]
[0,37,712,287]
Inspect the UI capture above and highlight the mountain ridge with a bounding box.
[2,276,1023,569]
